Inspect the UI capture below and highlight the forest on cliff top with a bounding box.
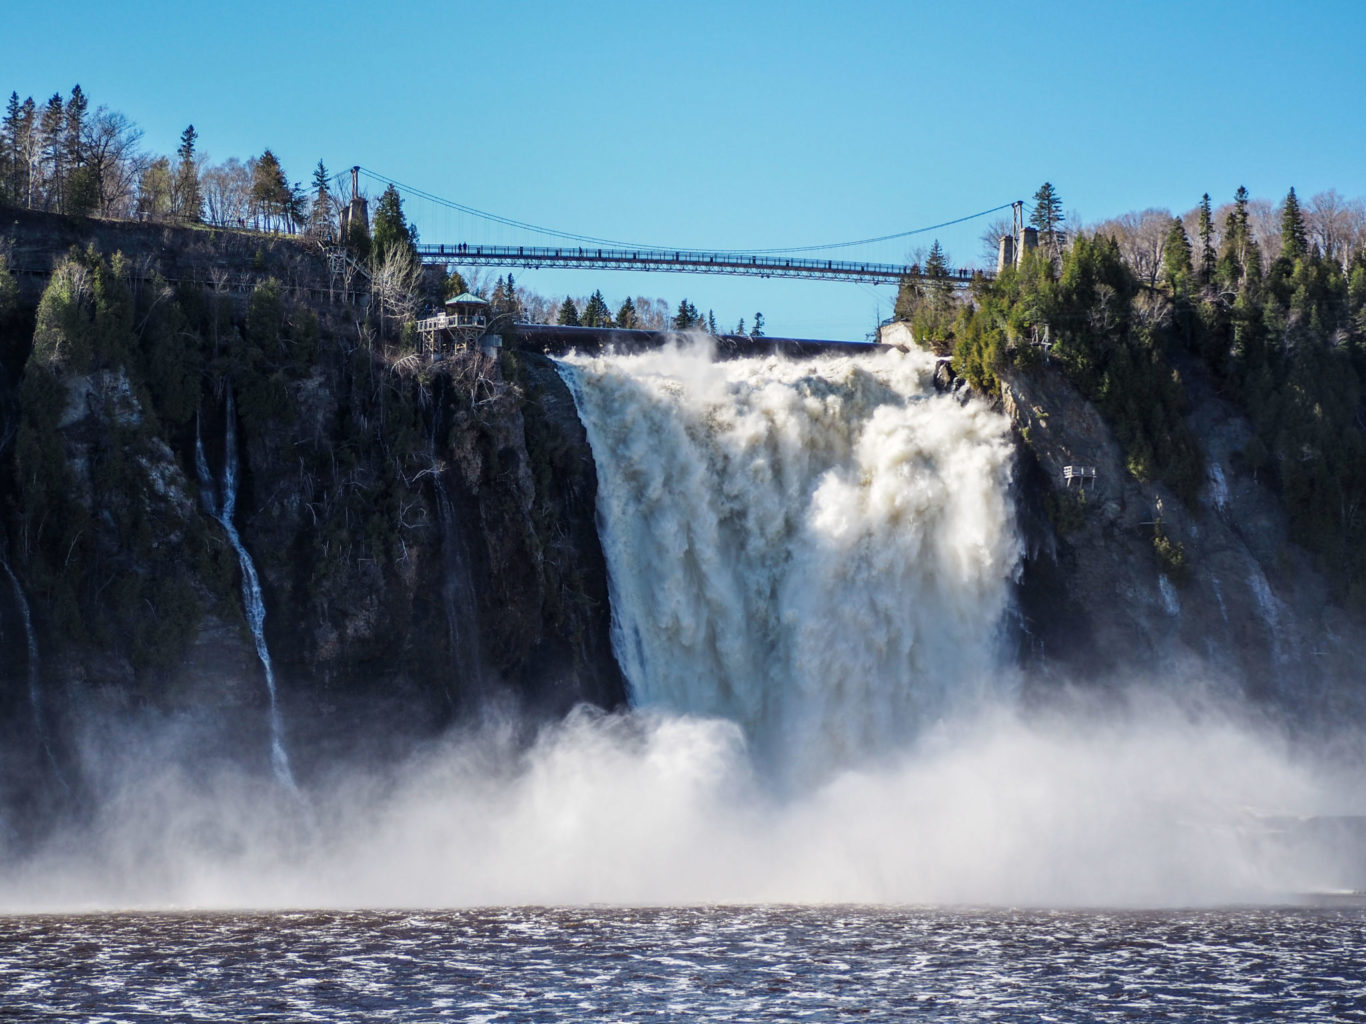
[897,183,1366,600]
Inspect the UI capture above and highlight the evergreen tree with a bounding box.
[556,296,581,326]
[443,268,468,299]
[751,311,765,337]
[1162,217,1194,295]
[38,93,64,210]
[136,157,173,220]
[491,274,520,317]
[673,298,699,329]
[62,87,96,217]
[64,85,87,175]
[306,159,334,241]
[249,150,291,230]
[581,288,612,327]
[735,317,745,334]
[1,92,23,203]
[1280,186,1308,263]
[707,309,717,334]
[1196,193,1217,285]
[1217,186,1261,293]
[370,184,418,266]
[1030,181,1065,259]
[616,296,639,328]
[172,124,201,221]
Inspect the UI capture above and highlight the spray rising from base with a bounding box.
[0,691,1359,912]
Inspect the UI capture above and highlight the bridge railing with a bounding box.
[414,243,987,284]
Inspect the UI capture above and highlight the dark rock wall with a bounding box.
[0,213,624,821]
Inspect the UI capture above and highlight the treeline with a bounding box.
[437,270,764,338]
[2,84,766,342]
[0,84,343,236]
[899,183,1366,597]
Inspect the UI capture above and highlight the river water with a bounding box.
[2,905,1364,1021]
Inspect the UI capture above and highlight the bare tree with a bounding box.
[371,240,424,340]
[1306,189,1365,267]
[201,157,252,227]
[978,216,1013,267]
[1247,197,1279,265]
[1092,208,1171,287]
[83,107,144,217]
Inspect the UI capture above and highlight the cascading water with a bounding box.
[559,341,1022,779]
[196,394,296,788]
[2,557,43,742]
[1,554,67,791]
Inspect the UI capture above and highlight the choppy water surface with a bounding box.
[2,905,1364,1022]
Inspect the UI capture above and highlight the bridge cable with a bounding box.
[357,167,1014,258]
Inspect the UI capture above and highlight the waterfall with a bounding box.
[1,554,67,791]
[196,395,296,788]
[559,342,1021,779]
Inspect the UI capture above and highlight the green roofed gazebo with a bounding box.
[444,292,488,328]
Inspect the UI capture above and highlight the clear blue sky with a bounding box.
[5,0,1364,339]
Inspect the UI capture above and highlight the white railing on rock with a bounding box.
[417,312,487,333]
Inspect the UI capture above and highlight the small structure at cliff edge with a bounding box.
[416,292,502,359]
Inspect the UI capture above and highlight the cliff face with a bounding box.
[4,211,1365,830]
[0,211,624,814]
[1005,357,1366,725]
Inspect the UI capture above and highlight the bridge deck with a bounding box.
[506,323,889,358]
[416,243,986,285]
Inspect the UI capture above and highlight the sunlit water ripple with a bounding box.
[2,905,1364,1021]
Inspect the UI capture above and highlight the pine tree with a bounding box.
[63,85,86,173]
[306,160,334,240]
[172,124,201,221]
[707,310,717,334]
[443,268,468,299]
[751,312,765,337]
[2,92,25,203]
[1218,186,1261,292]
[38,93,64,210]
[136,157,173,220]
[249,150,291,230]
[735,317,745,334]
[1029,181,1065,259]
[371,183,417,265]
[1197,193,1217,285]
[1280,186,1308,263]
[556,296,581,326]
[673,298,699,329]
[491,274,520,316]
[1162,217,1194,295]
[616,295,639,328]
[581,289,612,327]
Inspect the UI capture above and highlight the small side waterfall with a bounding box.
[2,557,43,740]
[1,554,66,790]
[196,394,296,787]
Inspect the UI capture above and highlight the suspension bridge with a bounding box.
[355,168,1013,286]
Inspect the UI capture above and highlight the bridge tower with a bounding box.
[997,200,1037,273]
[339,166,370,249]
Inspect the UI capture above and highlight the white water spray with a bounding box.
[559,342,1021,778]
[195,394,295,788]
